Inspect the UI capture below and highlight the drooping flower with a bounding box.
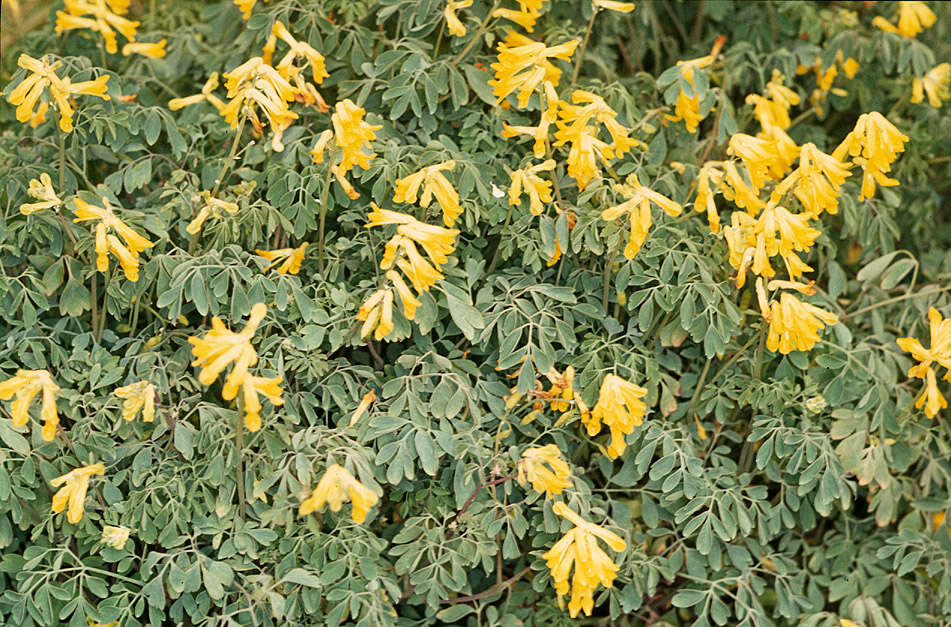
[356,288,395,340]
[833,112,908,201]
[188,303,267,402]
[299,463,379,523]
[393,161,462,226]
[543,502,627,618]
[0,369,61,441]
[19,173,62,215]
[385,270,422,320]
[492,1,545,32]
[325,99,383,198]
[508,159,556,215]
[593,0,635,12]
[445,0,473,36]
[262,20,329,86]
[727,133,788,192]
[723,203,819,287]
[665,55,715,133]
[587,373,648,458]
[517,444,571,497]
[694,163,723,233]
[113,380,156,422]
[489,34,578,108]
[6,54,110,132]
[501,81,560,157]
[897,307,951,418]
[757,278,839,354]
[72,197,154,282]
[792,143,852,217]
[255,242,309,275]
[55,0,139,54]
[122,40,166,59]
[220,57,299,152]
[873,1,936,38]
[912,63,950,108]
[50,462,106,524]
[600,174,682,259]
[366,204,459,266]
[240,373,284,432]
[720,162,765,215]
[168,72,226,112]
[234,0,257,19]
[349,390,377,427]
[101,525,130,549]
[185,191,239,235]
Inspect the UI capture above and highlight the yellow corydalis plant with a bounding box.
[262,20,330,111]
[489,32,578,108]
[508,159,556,216]
[0,369,61,441]
[299,464,379,524]
[543,502,627,618]
[586,373,647,458]
[393,161,462,227]
[873,1,936,38]
[72,197,154,282]
[755,278,839,355]
[745,70,801,131]
[168,73,225,112]
[444,1,473,37]
[912,63,950,108]
[19,173,62,215]
[221,57,299,152]
[113,380,155,422]
[122,40,166,58]
[255,242,309,275]
[600,174,682,260]
[492,1,546,32]
[517,444,571,497]
[55,0,139,54]
[897,307,951,418]
[832,111,908,201]
[101,524,130,549]
[310,100,383,199]
[6,54,110,132]
[186,191,239,235]
[50,462,105,524]
[501,80,560,158]
[593,0,635,12]
[663,36,724,133]
[187,303,284,432]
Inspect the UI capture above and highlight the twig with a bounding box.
[446,473,517,539]
[439,566,532,604]
[450,1,502,66]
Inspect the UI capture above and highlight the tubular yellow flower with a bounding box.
[745,69,801,131]
[393,161,462,226]
[50,462,106,524]
[600,174,681,260]
[489,34,578,108]
[593,0,635,12]
[122,40,166,58]
[0,369,60,441]
[517,444,571,497]
[492,5,542,32]
[386,270,422,320]
[101,525,130,549]
[113,380,156,422]
[349,390,377,427]
[664,52,716,133]
[263,21,329,86]
[168,72,224,112]
[299,464,379,523]
[588,373,648,458]
[187,303,267,401]
[332,98,382,174]
[255,242,309,275]
[56,0,140,54]
[912,63,950,108]
[72,197,154,281]
[727,133,788,191]
[19,173,62,215]
[694,164,723,233]
[310,129,334,164]
[186,191,239,235]
[240,373,284,432]
[234,0,255,19]
[833,112,908,201]
[6,54,110,133]
[366,204,459,266]
[396,243,445,293]
[508,159,556,215]
[445,0,473,37]
[543,502,626,618]
[758,280,839,354]
[793,143,852,217]
[501,81,560,157]
[874,1,937,38]
[897,307,951,418]
[720,162,765,215]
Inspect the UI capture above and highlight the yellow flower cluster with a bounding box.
[393,161,462,227]
[489,32,577,108]
[897,307,951,418]
[187,303,284,432]
[55,0,136,54]
[185,190,239,235]
[873,1,936,38]
[543,502,627,618]
[508,159,556,216]
[601,174,682,259]
[114,380,156,422]
[299,464,379,523]
[0,369,61,441]
[832,111,909,201]
[51,462,105,523]
[912,63,950,108]
[795,52,859,117]
[72,197,154,282]
[255,242,309,275]
[517,444,571,497]
[19,173,62,215]
[6,54,110,132]
[492,0,547,32]
[357,205,459,340]
[586,374,648,458]
[310,99,383,199]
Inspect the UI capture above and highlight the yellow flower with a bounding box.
[19,173,62,215]
[840,57,860,79]
[122,40,166,58]
[56,0,140,54]
[600,174,681,260]
[101,524,130,549]
[694,164,723,233]
[309,129,334,164]
[508,159,556,215]
[489,34,578,108]
[255,242,309,275]
[517,444,571,497]
[394,161,462,227]
[240,373,283,432]
[386,270,422,320]
[664,54,715,133]
[168,72,225,112]
[543,502,626,618]
[501,81,560,157]
[792,143,852,217]
[0,369,60,441]
[50,462,105,524]
[758,279,839,354]
[366,204,459,267]
[6,54,110,133]
[445,0,473,37]
[221,57,299,152]
[492,4,542,32]
[727,133,788,192]
[547,237,563,266]
[186,191,239,235]
[262,21,329,86]
[396,240,445,293]
[88,619,119,627]
[332,99,382,174]
[72,197,154,282]
[724,203,819,287]
[593,0,635,12]
[875,1,936,37]
[299,464,379,523]
[234,0,256,19]
[720,162,765,215]
[912,63,950,108]
[356,288,395,340]
[113,380,156,422]
[897,307,951,418]
[746,70,801,132]
[587,373,648,458]
[839,620,860,627]
[833,112,908,201]
[187,303,267,401]
[349,390,377,427]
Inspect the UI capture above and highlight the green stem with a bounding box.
[96,267,113,342]
[687,358,712,420]
[432,20,445,61]
[317,165,333,274]
[90,273,99,339]
[486,201,515,275]
[601,237,622,313]
[752,324,766,380]
[235,410,246,521]
[570,8,599,86]
[450,0,502,66]
[58,132,66,194]
[841,286,951,321]
[189,116,246,254]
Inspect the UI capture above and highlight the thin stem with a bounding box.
[317,165,333,274]
[58,132,66,195]
[90,273,99,338]
[486,202,516,275]
[447,473,517,539]
[601,237,622,313]
[570,8,599,86]
[686,358,712,419]
[440,566,532,604]
[96,267,113,342]
[189,116,246,254]
[841,286,951,321]
[752,324,766,380]
[235,411,246,521]
[450,0,502,66]
[432,20,445,61]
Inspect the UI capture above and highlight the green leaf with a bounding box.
[0,421,30,455]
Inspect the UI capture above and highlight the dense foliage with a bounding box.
[0,1,950,626]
